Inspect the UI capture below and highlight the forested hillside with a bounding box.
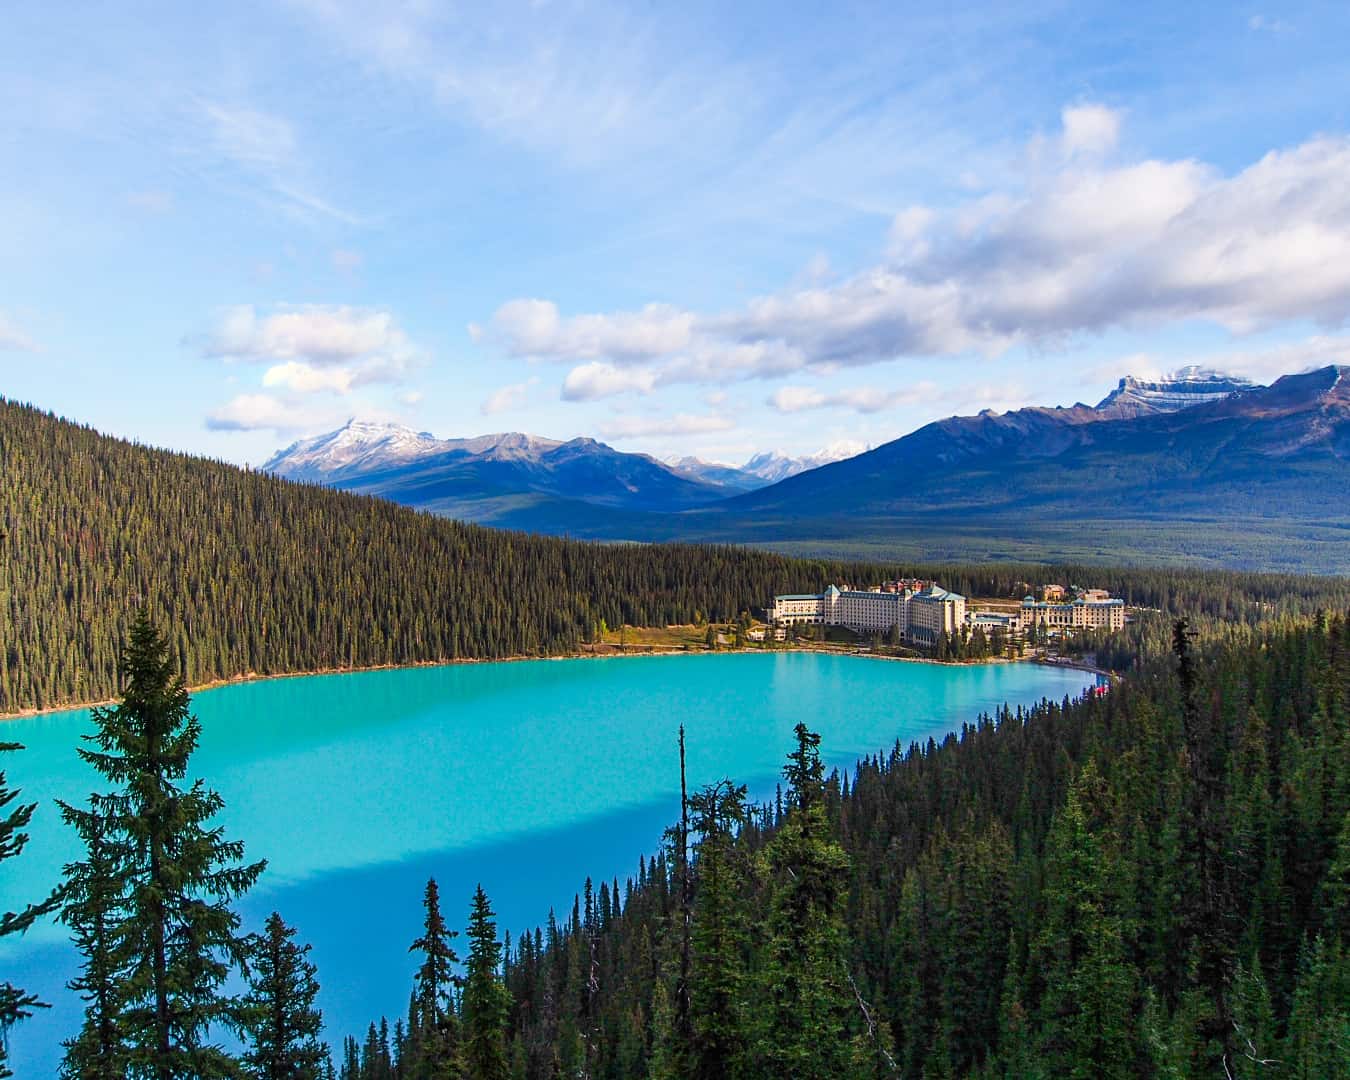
[341,611,1350,1078]
[8,397,1349,715]
[0,399,901,713]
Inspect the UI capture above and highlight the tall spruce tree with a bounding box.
[407,878,461,1078]
[1031,762,1138,1080]
[57,805,127,1079]
[0,742,62,1078]
[749,723,859,1078]
[688,779,749,1080]
[461,885,512,1080]
[240,912,328,1079]
[63,608,265,1078]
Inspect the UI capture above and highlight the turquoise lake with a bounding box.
[0,652,1094,1074]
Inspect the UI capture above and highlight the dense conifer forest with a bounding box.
[5,397,1350,714]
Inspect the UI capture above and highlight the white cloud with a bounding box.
[1059,104,1121,157]
[480,118,1350,394]
[203,305,429,434]
[205,393,333,433]
[202,304,424,387]
[561,362,657,401]
[768,382,942,414]
[1248,15,1291,34]
[0,312,35,352]
[597,413,735,439]
[494,300,694,362]
[261,361,355,394]
[481,377,539,415]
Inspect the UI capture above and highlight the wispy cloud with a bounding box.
[1248,15,1292,34]
[481,377,538,415]
[597,412,735,439]
[199,101,361,225]
[768,382,942,415]
[0,311,36,352]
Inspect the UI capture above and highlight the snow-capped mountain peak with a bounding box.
[1095,366,1255,418]
[742,441,867,483]
[261,419,442,479]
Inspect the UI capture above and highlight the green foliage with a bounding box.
[404,878,462,1079]
[687,780,749,1080]
[461,886,511,1080]
[58,609,264,1078]
[57,806,127,1079]
[240,912,328,1080]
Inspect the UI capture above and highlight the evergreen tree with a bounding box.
[1032,762,1137,1080]
[58,805,127,1079]
[240,912,328,1079]
[63,608,265,1078]
[407,878,461,1078]
[688,779,749,1080]
[749,724,858,1078]
[461,886,512,1080]
[0,742,62,1078]
[1283,935,1350,1079]
[1173,618,1238,1071]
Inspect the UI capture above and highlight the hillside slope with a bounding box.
[0,399,903,713]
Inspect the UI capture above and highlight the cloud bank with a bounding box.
[481,111,1350,400]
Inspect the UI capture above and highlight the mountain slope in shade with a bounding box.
[1094,366,1256,418]
[263,420,728,513]
[719,366,1350,518]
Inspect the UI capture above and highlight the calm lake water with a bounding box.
[0,652,1094,1074]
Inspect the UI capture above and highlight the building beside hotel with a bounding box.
[1020,595,1126,631]
[767,581,967,644]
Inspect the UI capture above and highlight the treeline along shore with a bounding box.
[5,397,1350,715]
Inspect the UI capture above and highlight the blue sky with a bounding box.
[3,1,1349,467]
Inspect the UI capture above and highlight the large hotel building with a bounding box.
[770,582,1125,642]
[769,582,967,645]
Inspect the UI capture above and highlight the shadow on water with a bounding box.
[7,792,694,1075]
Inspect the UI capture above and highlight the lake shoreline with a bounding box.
[1,641,1075,721]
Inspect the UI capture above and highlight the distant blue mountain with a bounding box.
[261,367,1350,571]
[261,421,733,515]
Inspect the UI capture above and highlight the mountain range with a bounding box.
[262,366,1350,570]
[263,424,858,518]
